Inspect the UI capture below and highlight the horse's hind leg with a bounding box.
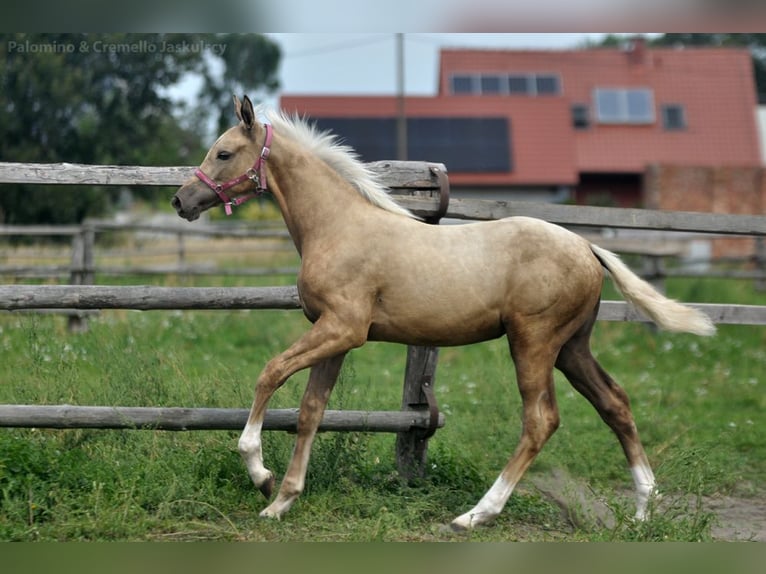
[555,315,656,519]
[451,339,561,531]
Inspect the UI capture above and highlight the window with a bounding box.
[507,74,560,95]
[662,104,686,130]
[480,74,504,95]
[451,75,475,94]
[535,75,560,95]
[507,75,530,95]
[571,104,590,130]
[450,73,560,96]
[594,88,654,124]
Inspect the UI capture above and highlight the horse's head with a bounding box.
[172,95,270,221]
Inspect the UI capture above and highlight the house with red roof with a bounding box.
[280,38,762,208]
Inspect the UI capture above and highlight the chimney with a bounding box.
[627,36,648,66]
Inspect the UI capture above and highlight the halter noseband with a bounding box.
[194,123,273,216]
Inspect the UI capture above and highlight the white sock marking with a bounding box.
[631,463,656,520]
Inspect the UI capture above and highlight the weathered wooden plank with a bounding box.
[0,285,302,310]
[0,161,444,191]
[367,161,447,189]
[0,225,82,236]
[598,301,766,326]
[392,196,766,236]
[93,266,300,278]
[0,265,71,275]
[0,163,196,186]
[0,404,445,433]
[82,219,292,239]
[663,269,766,281]
[3,285,766,325]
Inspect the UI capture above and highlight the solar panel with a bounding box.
[312,117,512,173]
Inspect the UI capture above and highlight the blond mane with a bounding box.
[258,106,414,219]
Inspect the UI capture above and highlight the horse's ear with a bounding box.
[233,94,243,123]
[239,95,256,131]
[233,94,255,130]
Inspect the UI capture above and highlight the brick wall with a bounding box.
[644,165,765,258]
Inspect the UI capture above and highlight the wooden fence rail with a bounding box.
[400,196,766,235]
[1,161,765,235]
[2,284,766,326]
[0,405,445,433]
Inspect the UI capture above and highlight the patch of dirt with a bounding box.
[528,468,766,541]
[706,495,766,542]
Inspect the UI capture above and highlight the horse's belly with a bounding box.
[367,299,506,346]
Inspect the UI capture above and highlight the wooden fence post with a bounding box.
[67,223,95,333]
[395,164,449,481]
[756,237,766,292]
[68,229,84,286]
[177,231,186,268]
[395,345,440,481]
[642,254,666,295]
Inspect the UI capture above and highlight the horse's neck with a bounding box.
[267,136,371,255]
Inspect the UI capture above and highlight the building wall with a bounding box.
[644,164,766,257]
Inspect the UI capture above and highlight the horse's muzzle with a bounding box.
[171,192,201,222]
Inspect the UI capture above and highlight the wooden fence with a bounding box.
[2,160,766,478]
[0,220,298,281]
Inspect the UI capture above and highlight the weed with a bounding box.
[585,448,718,541]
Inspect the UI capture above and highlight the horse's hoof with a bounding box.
[449,521,470,533]
[259,506,282,520]
[437,522,469,535]
[258,473,275,499]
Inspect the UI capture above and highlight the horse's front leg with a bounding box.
[260,353,346,519]
[237,354,286,499]
[237,314,366,508]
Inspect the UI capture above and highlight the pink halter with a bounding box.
[194,123,273,216]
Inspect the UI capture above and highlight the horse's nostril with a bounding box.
[171,196,181,210]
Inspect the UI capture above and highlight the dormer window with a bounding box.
[594,88,655,124]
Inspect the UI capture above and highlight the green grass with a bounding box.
[0,275,764,540]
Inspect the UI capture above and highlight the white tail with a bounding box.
[590,244,716,336]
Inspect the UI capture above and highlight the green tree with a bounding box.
[195,34,281,135]
[0,33,280,224]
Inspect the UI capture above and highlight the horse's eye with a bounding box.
[217,151,232,160]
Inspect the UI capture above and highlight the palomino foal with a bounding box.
[172,95,715,530]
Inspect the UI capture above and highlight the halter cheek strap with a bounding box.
[194,123,273,216]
